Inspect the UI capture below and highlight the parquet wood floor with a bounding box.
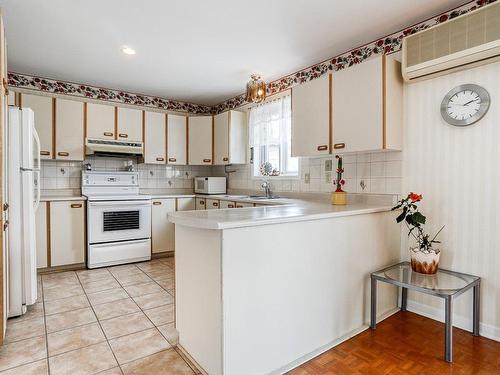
[287,311,500,375]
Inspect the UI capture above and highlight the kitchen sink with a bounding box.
[248,195,283,200]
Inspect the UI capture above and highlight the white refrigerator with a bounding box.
[7,107,40,317]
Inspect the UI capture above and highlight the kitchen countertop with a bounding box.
[168,194,396,230]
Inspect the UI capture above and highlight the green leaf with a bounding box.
[396,211,406,223]
[412,212,426,225]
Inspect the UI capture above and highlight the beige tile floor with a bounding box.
[0,257,199,375]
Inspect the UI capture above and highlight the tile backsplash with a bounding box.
[41,152,402,195]
[216,151,402,194]
[40,156,213,191]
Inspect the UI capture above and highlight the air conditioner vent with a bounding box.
[403,2,500,81]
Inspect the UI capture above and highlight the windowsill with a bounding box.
[250,174,300,180]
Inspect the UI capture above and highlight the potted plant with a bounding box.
[392,193,444,274]
[331,155,346,205]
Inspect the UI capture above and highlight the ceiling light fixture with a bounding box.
[246,74,266,103]
[121,46,136,55]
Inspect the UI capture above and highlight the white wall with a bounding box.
[404,62,500,341]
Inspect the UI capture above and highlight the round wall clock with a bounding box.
[440,84,490,126]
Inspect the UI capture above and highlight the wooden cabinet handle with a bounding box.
[153,201,162,206]
[103,132,114,137]
[156,157,165,162]
[317,145,328,151]
[334,143,346,149]
[203,159,211,163]
[236,204,243,208]
[223,157,229,162]
[3,220,9,231]
[168,158,176,162]
[212,202,219,207]
[58,151,69,157]
[228,204,234,208]
[40,150,50,156]
[199,201,205,205]
[71,203,82,208]
[118,133,128,138]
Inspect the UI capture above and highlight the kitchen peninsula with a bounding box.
[169,195,401,375]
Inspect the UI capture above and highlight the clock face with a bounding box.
[441,84,490,126]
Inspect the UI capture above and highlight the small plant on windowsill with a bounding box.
[392,193,445,274]
[331,155,347,205]
[259,161,280,177]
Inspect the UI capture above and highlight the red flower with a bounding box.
[408,193,423,202]
[439,14,448,23]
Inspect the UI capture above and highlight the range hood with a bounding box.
[85,138,144,157]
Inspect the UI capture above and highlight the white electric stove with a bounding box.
[82,171,152,268]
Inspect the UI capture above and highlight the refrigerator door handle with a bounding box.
[33,127,41,172]
[34,171,41,211]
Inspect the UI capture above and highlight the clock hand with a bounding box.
[463,99,479,106]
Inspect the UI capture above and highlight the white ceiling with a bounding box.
[0,0,464,105]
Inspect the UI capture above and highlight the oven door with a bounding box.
[88,200,151,244]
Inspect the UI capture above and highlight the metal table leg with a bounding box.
[473,282,480,336]
[370,276,377,329]
[401,287,407,311]
[445,296,453,362]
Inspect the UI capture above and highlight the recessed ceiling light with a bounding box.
[121,46,136,55]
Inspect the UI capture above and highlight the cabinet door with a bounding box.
[228,110,247,164]
[35,201,48,268]
[55,99,84,161]
[117,107,143,142]
[333,56,383,153]
[50,201,85,267]
[152,199,176,254]
[195,198,206,210]
[167,114,187,165]
[7,90,15,106]
[188,116,212,165]
[219,200,235,209]
[206,199,220,210]
[86,103,115,140]
[21,94,53,159]
[144,111,166,164]
[214,112,229,165]
[177,197,195,211]
[291,74,331,157]
[235,202,254,208]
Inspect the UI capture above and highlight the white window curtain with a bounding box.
[249,95,297,176]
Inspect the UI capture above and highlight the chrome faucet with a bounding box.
[261,180,272,198]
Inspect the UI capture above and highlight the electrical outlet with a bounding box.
[325,160,332,172]
[305,173,310,184]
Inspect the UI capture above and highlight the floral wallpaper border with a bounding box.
[211,0,496,114]
[8,0,496,115]
[8,72,212,114]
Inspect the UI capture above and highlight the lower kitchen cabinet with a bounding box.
[219,200,236,209]
[151,199,176,254]
[196,198,206,210]
[235,202,255,208]
[35,202,48,268]
[49,200,86,267]
[177,197,195,211]
[206,199,220,209]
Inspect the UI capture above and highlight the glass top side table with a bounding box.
[370,261,480,362]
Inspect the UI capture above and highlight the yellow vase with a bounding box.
[331,191,347,205]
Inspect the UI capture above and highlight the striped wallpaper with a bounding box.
[403,62,500,341]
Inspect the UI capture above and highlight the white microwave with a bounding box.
[194,177,226,194]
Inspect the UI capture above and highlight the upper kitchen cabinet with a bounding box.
[213,110,247,165]
[332,54,403,152]
[167,114,187,165]
[116,107,143,142]
[86,102,115,140]
[54,98,85,161]
[20,93,53,159]
[144,111,166,164]
[291,74,332,157]
[188,116,212,165]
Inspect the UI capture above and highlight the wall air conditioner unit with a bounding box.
[402,1,500,82]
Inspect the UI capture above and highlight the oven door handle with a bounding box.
[88,201,151,207]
